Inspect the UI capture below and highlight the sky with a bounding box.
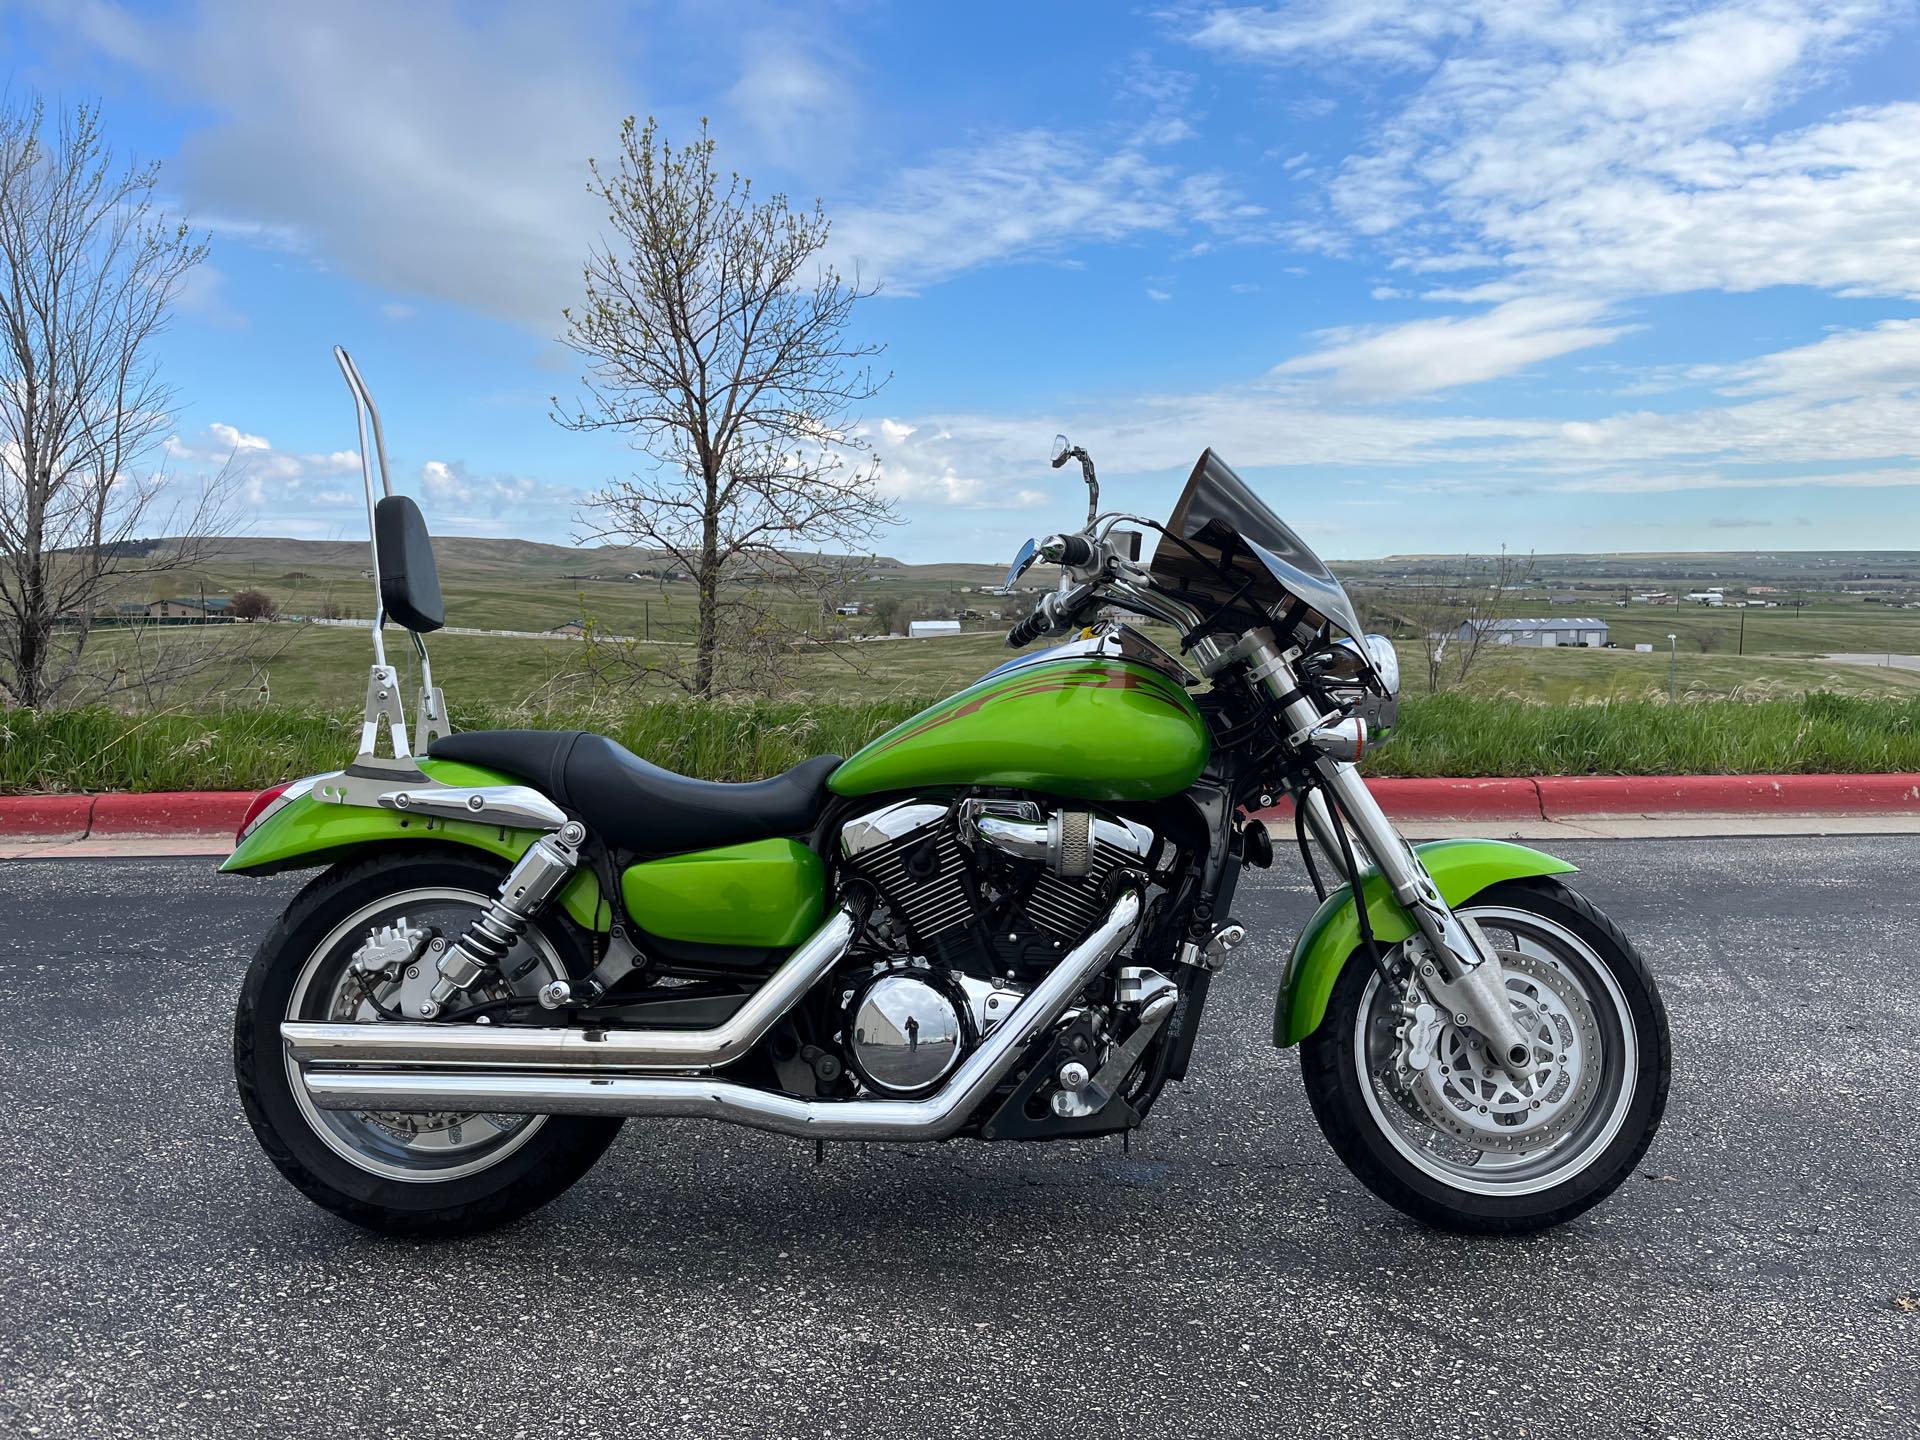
[3,0,1918,564]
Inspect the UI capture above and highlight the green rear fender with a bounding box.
[219,759,611,932]
[1274,839,1578,1048]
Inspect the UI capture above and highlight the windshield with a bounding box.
[1147,449,1363,640]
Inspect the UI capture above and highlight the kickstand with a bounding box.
[814,1139,825,1167]
[1123,1130,1131,1156]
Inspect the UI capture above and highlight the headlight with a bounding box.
[1360,633,1400,698]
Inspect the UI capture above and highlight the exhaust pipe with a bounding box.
[282,907,857,1073]
[299,888,1143,1142]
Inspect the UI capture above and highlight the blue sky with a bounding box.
[4,0,1918,562]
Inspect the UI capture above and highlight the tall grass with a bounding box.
[0,691,1915,793]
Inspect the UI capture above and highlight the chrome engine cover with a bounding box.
[846,973,966,1096]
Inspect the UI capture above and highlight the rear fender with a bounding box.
[1274,838,1577,1047]
[220,759,610,932]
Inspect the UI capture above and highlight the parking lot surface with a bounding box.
[1,838,1915,1438]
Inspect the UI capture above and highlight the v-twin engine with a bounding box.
[840,797,1155,974]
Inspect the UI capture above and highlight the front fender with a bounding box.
[220,760,610,932]
[1273,838,1576,1047]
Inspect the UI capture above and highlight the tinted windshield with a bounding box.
[1148,450,1363,640]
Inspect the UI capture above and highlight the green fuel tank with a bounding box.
[828,657,1210,803]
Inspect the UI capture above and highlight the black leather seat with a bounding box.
[428,729,841,854]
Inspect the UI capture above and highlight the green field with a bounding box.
[85,603,1920,716]
[5,688,1916,794]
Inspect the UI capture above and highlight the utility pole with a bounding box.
[1668,633,1678,701]
[1737,606,1745,656]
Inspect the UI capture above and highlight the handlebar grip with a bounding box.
[1006,605,1050,648]
[1056,534,1097,568]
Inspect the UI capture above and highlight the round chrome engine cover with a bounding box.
[847,974,966,1096]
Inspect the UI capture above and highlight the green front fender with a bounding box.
[1273,839,1577,1047]
[219,759,611,932]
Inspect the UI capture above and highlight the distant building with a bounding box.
[1684,589,1726,606]
[145,597,231,620]
[1457,616,1610,648]
[549,619,591,637]
[1550,593,1579,605]
[908,619,962,639]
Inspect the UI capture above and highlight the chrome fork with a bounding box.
[1251,633,1535,1076]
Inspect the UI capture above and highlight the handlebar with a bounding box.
[1053,533,1097,568]
[1006,580,1099,648]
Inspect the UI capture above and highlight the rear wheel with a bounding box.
[1301,878,1670,1233]
[235,850,623,1236]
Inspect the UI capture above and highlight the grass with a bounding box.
[3,690,1916,795]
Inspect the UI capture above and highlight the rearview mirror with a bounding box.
[1050,434,1071,468]
[1005,537,1039,589]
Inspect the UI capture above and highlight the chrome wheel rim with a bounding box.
[1352,904,1638,1198]
[285,887,564,1184]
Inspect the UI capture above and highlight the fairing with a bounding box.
[1149,449,1364,640]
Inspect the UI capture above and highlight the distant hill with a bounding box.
[169,534,1016,588]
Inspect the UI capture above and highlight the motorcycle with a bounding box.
[230,352,1670,1235]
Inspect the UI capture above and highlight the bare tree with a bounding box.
[1377,548,1539,692]
[555,117,898,699]
[0,96,232,707]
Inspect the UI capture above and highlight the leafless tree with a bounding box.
[0,96,235,707]
[555,117,899,699]
[1374,547,1539,692]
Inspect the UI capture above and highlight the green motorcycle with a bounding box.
[230,353,1670,1236]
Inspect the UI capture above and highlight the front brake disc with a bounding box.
[1404,950,1602,1154]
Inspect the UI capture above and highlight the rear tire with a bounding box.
[1301,878,1670,1234]
[234,850,623,1237]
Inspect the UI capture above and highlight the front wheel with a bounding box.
[235,850,623,1237]
[1301,878,1670,1233]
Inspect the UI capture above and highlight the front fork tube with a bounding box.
[1297,761,1534,1075]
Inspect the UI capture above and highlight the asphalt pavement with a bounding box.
[1,839,1915,1439]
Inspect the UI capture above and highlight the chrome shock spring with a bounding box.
[423,822,586,1014]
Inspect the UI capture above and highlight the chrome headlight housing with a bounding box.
[1359,633,1400,699]
[1307,634,1401,733]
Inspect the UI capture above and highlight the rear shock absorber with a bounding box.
[419,820,587,1016]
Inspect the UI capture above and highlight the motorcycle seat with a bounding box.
[426,729,842,855]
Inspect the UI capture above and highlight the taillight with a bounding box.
[236,781,295,843]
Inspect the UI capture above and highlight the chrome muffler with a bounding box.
[281,907,858,1073]
[298,888,1144,1141]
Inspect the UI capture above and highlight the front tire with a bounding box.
[235,850,623,1237]
[1301,878,1670,1234]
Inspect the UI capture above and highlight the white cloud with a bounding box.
[44,0,625,331]
[1551,467,1920,495]
[829,130,1269,293]
[863,314,1920,508]
[417,459,585,521]
[1273,297,1632,395]
[1206,0,1920,304]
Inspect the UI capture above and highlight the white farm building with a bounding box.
[1457,616,1610,648]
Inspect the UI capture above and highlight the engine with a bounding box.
[826,797,1157,1096]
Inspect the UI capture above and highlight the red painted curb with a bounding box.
[87,791,253,837]
[0,794,95,837]
[1260,778,1545,822]
[1534,773,1920,816]
[1,773,1918,840]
